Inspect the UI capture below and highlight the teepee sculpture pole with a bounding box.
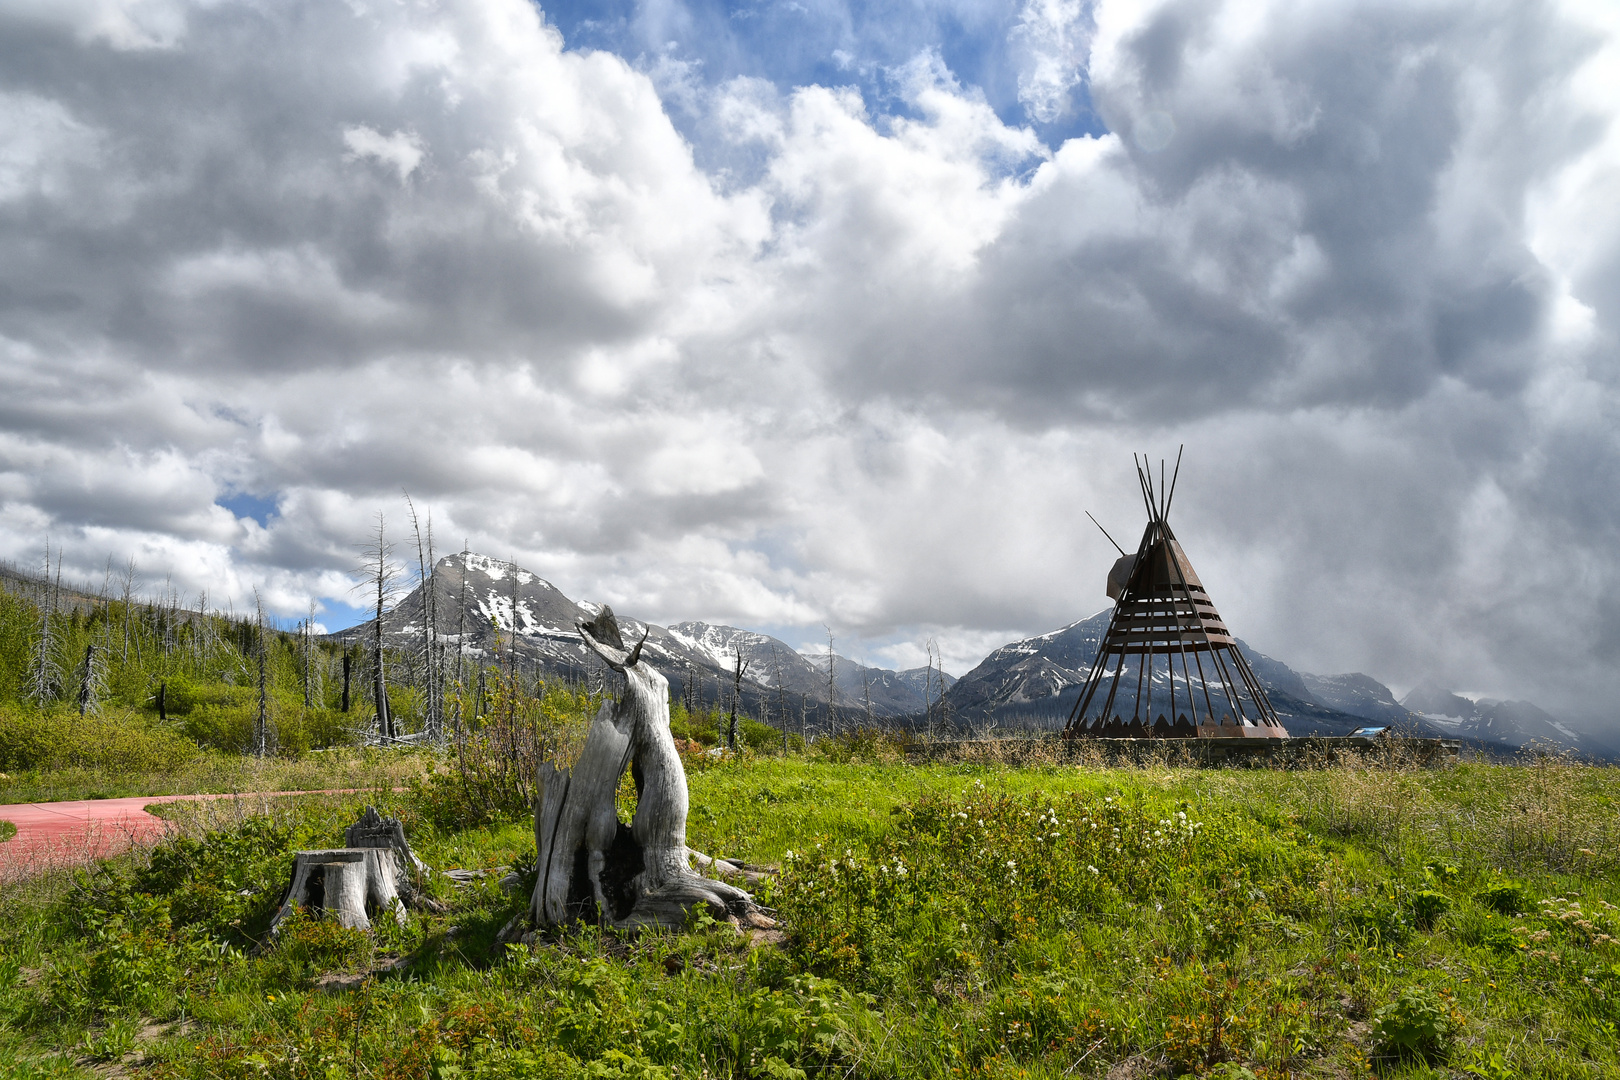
[1066,453,1287,740]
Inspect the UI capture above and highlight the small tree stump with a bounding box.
[271,848,408,933]
[346,805,429,881]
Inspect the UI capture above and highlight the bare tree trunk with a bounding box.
[120,557,137,663]
[404,493,441,742]
[823,625,838,736]
[455,543,469,735]
[728,649,749,751]
[28,540,60,706]
[529,607,766,932]
[253,590,272,758]
[76,642,98,717]
[363,514,396,740]
[770,644,787,752]
[301,602,315,710]
[933,641,946,744]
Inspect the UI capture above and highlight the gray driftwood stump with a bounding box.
[530,606,772,932]
[270,807,425,933]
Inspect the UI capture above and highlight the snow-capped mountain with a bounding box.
[1399,680,1607,756]
[665,622,951,718]
[361,552,947,722]
[356,552,1602,753]
[940,608,1443,738]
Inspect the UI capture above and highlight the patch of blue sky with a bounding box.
[537,0,1107,157]
[313,597,372,636]
[217,490,279,527]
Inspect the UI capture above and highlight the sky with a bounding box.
[1,0,1618,728]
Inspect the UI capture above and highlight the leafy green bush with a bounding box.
[1477,881,1530,915]
[135,817,295,945]
[1346,898,1411,947]
[1410,888,1451,929]
[263,908,373,984]
[0,705,199,772]
[813,727,913,764]
[1370,986,1463,1060]
[740,717,792,751]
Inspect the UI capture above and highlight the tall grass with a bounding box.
[3,758,1617,1079]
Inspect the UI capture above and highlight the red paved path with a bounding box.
[0,789,389,879]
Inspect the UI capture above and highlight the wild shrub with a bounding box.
[739,717,789,751]
[412,673,594,829]
[0,705,199,772]
[262,908,372,984]
[668,702,718,746]
[813,727,913,764]
[1369,986,1463,1061]
[135,817,295,945]
[43,890,204,1019]
[1477,881,1530,915]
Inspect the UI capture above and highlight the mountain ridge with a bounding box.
[357,552,1600,755]
[362,552,949,722]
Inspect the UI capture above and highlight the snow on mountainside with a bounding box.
[941,607,1446,739]
[941,611,1111,725]
[1399,680,1607,756]
[364,552,947,720]
[666,621,951,717]
[1298,672,1412,726]
[353,552,1602,752]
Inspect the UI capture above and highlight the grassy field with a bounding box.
[1,751,1618,1080]
[4,580,1618,1077]
[0,747,435,806]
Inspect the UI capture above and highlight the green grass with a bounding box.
[2,755,1618,1079]
[0,820,14,842]
[0,745,436,806]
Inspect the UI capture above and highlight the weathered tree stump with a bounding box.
[530,606,771,932]
[346,804,429,881]
[269,806,431,934]
[270,848,407,932]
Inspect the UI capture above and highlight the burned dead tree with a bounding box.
[530,606,769,932]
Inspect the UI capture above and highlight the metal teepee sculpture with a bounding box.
[1064,452,1287,740]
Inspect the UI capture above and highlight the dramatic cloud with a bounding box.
[0,0,1616,727]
